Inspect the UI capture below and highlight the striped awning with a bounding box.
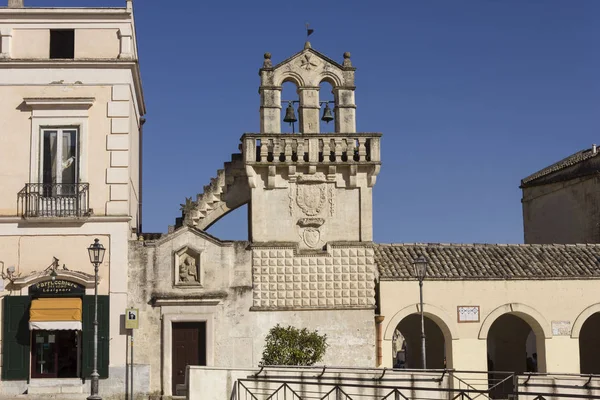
[29,297,82,330]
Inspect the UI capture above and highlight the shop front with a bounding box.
[2,273,109,382]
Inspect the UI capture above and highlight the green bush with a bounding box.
[260,324,328,366]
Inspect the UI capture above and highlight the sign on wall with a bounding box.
[30,279,85,296]
[125,308,139,329]
[552,320,571,336]
[457,306,480,323]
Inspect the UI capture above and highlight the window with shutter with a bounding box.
[81,295,109,379]
[2,296,30,381]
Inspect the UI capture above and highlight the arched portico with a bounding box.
[572,303,600,374]
[479,303,552,340]
[384,303,457,369]
[480,303,550,375]
[571,303,600,339]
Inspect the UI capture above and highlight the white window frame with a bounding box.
[24,98,94,185]
[39,126,80,187]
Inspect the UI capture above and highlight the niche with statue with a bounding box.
[173,246,202,287]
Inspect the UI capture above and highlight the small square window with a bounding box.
[50,30,74,59]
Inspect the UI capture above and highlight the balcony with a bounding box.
[18,183,90,218]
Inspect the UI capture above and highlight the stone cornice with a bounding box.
[0,59,146,115]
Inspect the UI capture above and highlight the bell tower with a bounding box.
[244,42,381,248]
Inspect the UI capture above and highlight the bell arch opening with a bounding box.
[319,80,335,133]
[391,314,451,369]
[579,312,600,374]
[281,80,299,133]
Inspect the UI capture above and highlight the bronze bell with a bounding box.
[321,103,334,123]
[283,102,297,124]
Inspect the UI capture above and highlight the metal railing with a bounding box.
[227,367,600,400]
[17,183,90,218]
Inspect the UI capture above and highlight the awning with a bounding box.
[29,297,82,331]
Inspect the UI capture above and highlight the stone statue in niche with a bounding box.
[178,253,199,284]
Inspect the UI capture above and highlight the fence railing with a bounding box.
[213,367,600,400]
[17,183,90,218]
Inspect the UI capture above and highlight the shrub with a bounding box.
[260,324,328,366]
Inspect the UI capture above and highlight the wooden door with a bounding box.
[172,322,206,395]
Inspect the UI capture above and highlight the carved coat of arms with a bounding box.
[296,183,327,216]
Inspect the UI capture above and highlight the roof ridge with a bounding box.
[521,147,598,185]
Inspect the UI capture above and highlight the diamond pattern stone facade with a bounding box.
[252,246,376,309]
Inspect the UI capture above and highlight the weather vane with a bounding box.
[305,22,314,39]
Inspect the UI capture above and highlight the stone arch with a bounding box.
[384,303,458,341]
[571,303,600,338]
[276,72,305,88]
[319,73,343,89]
[479,303,552,340]
[197,196,249,231]
[384,303,456,369]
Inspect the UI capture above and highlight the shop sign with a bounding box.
[30,279,85,296]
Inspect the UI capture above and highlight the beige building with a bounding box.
[521,145,600,244]
[377,243,600,376]
[0,0,145,397]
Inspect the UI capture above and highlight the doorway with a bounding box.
[171,322,206,395]
[31,330,80,378]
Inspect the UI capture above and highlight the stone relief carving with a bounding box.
[296,184,327,216]
[174,247,202,287]
[178,254,199,283]
[299,53,319,71]
[302,228,321,248]
[287,173,337,248]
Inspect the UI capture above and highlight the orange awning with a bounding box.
[29,297,82,330]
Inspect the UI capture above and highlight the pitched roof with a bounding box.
[521,146,599,186]
[375,243,600,280]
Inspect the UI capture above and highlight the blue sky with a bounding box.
[29,0,600,244]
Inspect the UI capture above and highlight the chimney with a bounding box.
[593,144,597,155]
[8,0,24,8]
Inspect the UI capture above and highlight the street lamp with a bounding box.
[87,238,105,400]
[413,255,428,369]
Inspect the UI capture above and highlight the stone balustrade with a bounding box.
[241,133,381,165]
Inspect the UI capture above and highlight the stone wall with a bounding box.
[128,228,377,397]
[522,175,600,244]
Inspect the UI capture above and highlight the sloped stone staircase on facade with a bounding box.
[174,153,249,232]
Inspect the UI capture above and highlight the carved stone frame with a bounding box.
[173,246,202,288]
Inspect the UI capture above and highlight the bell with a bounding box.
[283,102,297,124]
[321,103,334,123]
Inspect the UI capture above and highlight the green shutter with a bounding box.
[2,296,30,381]
[82,295,109,379]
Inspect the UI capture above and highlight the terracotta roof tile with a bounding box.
[375,243,600,280]
[521,147,598,186]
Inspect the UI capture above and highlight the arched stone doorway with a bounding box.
[579,312,600,374]
[487,314,542,374]
[392,314,447,369]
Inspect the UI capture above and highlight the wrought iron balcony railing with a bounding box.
[18,183,90,218]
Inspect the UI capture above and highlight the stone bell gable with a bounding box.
[172,43,381,312]
[259,42,357,134]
